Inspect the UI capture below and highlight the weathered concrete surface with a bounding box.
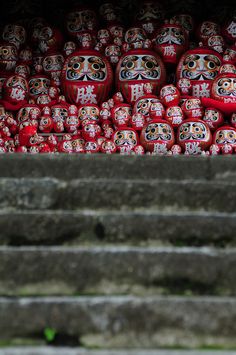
[0,349,235,355]
[0,296,236,348]
[0,155,212,180]
[0,154,233,181]
[1,178,236,212]
[0,155,236,181]
[0,246,236,296]
[0,210,235,246]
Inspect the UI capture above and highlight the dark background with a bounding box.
[0,0,235,27]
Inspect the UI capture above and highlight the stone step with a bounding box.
[0,155,235,181]
[0,178,236,212]
[0,210,235,247]
[0,296,235,348]
[0,246,235,296]
[0,348,235,355]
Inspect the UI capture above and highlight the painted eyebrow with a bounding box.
[88,57,103,63]
[123,56,139,62]
[184,54,200,63]
[218,78,231,85]
[71,57,85,63]
[142,56,156,61]
[204,55,220,64]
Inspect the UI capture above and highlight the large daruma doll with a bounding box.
[61,49,113,105]
[176,47,222,98]
[116,49,166,104]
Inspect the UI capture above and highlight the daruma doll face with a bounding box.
[177,119,212,150]
[140,119,174,151]
[116,49,166,104]
[211,74,236,103]
[176,48,222,97]
[61,50,113,105]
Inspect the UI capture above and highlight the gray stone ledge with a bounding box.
[0,296,236,348]
[0,348,235,355]
[0,210,235,246]
[0,178,235,212]
[0,246,236,296]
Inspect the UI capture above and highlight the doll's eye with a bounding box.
[92,63,100,70]
[126,61,134,69]
[73,63,80,70]
[151,128,156,133]
[207,61,216,69]
[145,61,154,69]
[223,82,230,88]
[188,61,196,69]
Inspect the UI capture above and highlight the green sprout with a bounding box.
[44,327,57,343]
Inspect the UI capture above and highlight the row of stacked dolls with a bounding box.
[0,85,235,155]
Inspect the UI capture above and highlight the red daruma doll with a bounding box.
[176,47,222,98]
[153,22,188,66]
[177,118,212,154]
[61,49,113,105]
[140,119,175,152]
[1,74,28,111]
[160,84,180,107]
[116,49,166,104]
[213,126,236,149]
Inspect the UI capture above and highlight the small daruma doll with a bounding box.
[134,1,164,34]
[65,7,98,40]
[160,85,180,107]
[78,104,100,125]
[133,94,160,118]
[42,51,64,86]
[38,26,63,53]
[0,42,18,71]
[196,21,220,45]
[140,119,175,152]
[116,49,166,104]
[202,73,236,115]
[61,49,113,105]
[211,73,236,103]
[213,126,236,149]
[177,118,212,154]
[111,103,132,128]
[2,24,26,50]
[112,128,139,152]
[153,22,188,66]
[202,108,224,130]
[1,74,28,110]
[165,106,184,128]
[28,75,51,100]
[181,98,204,119]
[176,47,222,98]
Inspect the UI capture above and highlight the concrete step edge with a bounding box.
[0,348,235,355]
